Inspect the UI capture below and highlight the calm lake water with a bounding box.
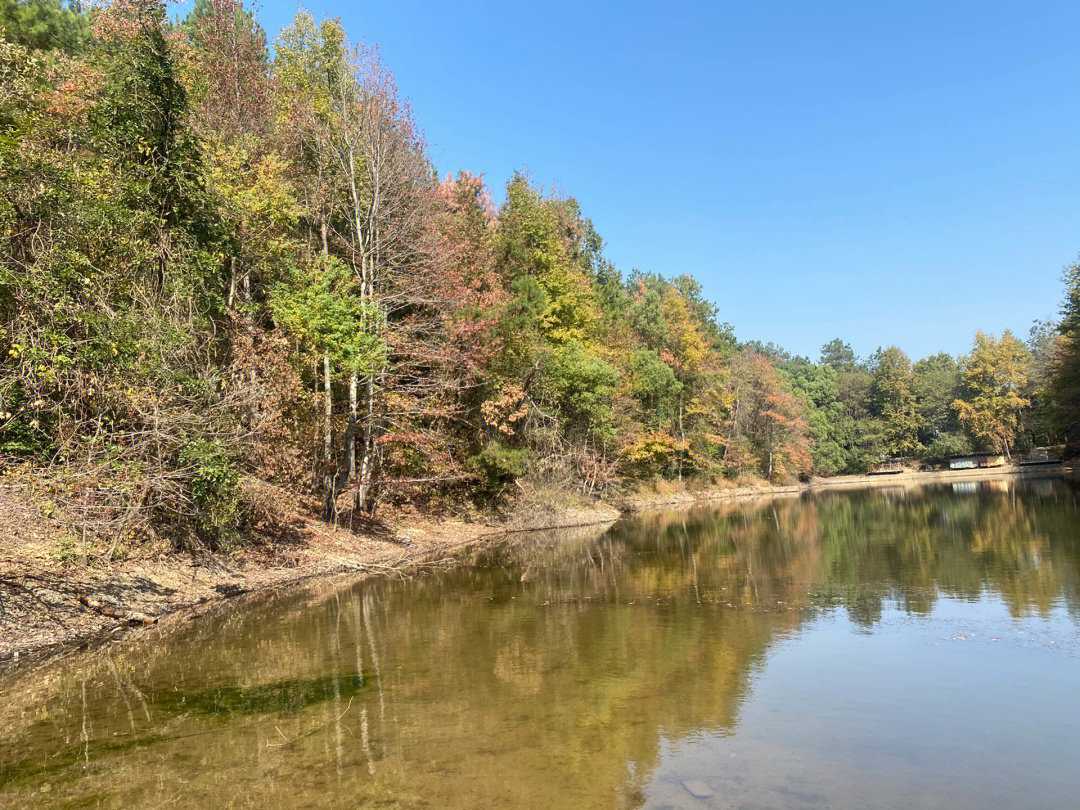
[3,480,1080,809]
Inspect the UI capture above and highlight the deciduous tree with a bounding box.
[953,331,1030,458]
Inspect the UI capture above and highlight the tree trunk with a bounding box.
[767,420,775,481]
[323,354,333,466]
[347,374,358,479]
[227,256,237,309]
[323,353,334,518]
[724,394,742,463]
[243,267,256,424]
[677,399,685,482]
[312,356,320,491]
[356,374,376,512]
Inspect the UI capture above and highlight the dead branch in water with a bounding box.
[266,696,354,749]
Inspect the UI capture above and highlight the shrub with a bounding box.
[177,438,241,547]
[472,440,532,495]
[619,431,680,478]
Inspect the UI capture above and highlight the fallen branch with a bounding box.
[266,696,353,749]
[77,595,157,625]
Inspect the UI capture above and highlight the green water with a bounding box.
[2,480,1080,809]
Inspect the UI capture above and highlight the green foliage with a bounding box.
[178,438,241,546]
[912,352,962,448]
[869,346,921,458]
[472,441,532,494]
[1022,319,1059,447]
[670,274,737,356]
[820,338,857,372]
[629,276,668,350]
[90,0,217,246]
[0,0,88,54]
[272,12,344,121]
[495,274,550,377]
[546,341,619,443]
[628,348,681,429]
[496,174,598,343]
[0,386,51,454]
[924,431,972,460]
[271,259,386,374]
[1050,261,1080,446]
[781,359,846,474]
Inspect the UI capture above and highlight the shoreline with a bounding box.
[2,465,1073,676]
[0,492,621,675]
[619,463,1077,510]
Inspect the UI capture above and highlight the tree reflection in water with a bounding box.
[1,480,1079,809]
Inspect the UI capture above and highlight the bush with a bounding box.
[472,441,532,495]
[619,431,680,478]
[177,438,241,547]
[0,384,53,455]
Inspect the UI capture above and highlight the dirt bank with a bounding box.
[0,482,619,674]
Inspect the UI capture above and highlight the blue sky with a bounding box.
[237,0,1080,361]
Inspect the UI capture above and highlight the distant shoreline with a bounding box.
[618,464,1077,511]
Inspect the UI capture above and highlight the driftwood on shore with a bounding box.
[78,595,158,625]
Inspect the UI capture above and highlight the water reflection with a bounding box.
[2,480,1079,809]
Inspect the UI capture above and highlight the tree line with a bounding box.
[2,0,1079,549]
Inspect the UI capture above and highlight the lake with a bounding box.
[2,480,1079,809]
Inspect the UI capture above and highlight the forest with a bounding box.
[3,0,1080,550]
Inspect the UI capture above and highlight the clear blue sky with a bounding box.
[244,0,1080,361]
